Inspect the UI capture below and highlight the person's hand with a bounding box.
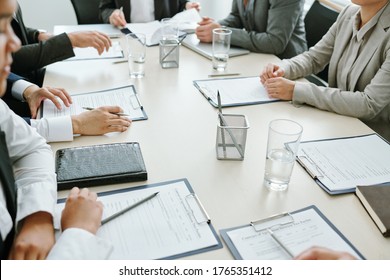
[71,106,132,135]
[195,18,221,42]
[109,8,127,28]
[186,2,201,11]
[294,246,357,260]
[67,31,112,55]
[263,77,295,100]
[23,85,72,118]
[9,212,55,260]
[260,63,285,84]
[61,187,103,235]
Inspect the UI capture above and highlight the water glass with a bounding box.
[126,33,146,78]
[212,28,232,72]
[264,119,303,191]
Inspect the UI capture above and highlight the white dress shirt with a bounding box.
[0,100,112,259]
[130,0,155,23]
[11,80,74,142]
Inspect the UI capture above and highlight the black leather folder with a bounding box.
[55,142,147,190]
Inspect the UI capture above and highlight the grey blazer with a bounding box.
[219,0,307,58]
[283,4,390,131]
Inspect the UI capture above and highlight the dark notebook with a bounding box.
[356,184,390,237]
[56,142,147,190]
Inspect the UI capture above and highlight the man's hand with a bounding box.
[260,63,285,84]
[295,246,357,260]
[9,212,55,260]
[263,77,295,100]
[23,85,72,119]
[67,31,112,55]
[195,17,221,42]
[109,8,127,28]
[186,2,201,11]
[71,106,132,135]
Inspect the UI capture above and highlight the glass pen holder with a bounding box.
[159,38,180,68]
[216,114,249,161]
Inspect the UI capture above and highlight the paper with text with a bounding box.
[194,77,278,107]
[55,180,219,259]
[223,207,362,260]
[40,86,146,121]
[297,134,390,192]
[68,41,123,60]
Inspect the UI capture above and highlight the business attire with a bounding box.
[4,74,74,142]
[0,100,112,259]
[99,0,189,23]
[218,0,307,58]
[11,3,75,86]
[281,3,390,139]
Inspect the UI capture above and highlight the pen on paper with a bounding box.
[267,228,294,259]
[82,106,129,116]
[101,192,159,225]
[208,73,241,78]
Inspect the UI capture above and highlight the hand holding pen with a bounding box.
[110,6,127,28]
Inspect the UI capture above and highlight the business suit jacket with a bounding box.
[99,0,188,23]
[282,4,390,137]
[11,3,74,85]
[219,0,307,58]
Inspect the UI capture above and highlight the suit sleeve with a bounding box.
[11,33,75,73]
[5,73,23,99]
[99,0,117,23]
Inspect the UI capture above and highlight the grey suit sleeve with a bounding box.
[220,0,303,55]
[218,0,242,28]
[11,33,75,73]
[99,0,117,23]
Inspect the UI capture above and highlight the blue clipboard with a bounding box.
[57,178,222,260]
[220,205,365,260]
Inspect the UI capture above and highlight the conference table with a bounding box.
[43,27,390,260]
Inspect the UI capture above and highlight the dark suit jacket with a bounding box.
[99,0,188,23]
[4,73,31,120]
[11,3,75,85]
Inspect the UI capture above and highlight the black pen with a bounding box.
[101,192,159,225]
[82,106,129,116]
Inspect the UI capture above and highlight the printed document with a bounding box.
[297,134,390,192]
[40,85,146,121]
[223,207,362,260]
[54,180,219,259]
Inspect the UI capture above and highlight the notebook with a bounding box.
[55,142,147,190]
[182,34,250,59]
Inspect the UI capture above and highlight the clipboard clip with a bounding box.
[250,212,294,232]
[297,152,325,179]
[129,91,143,110]
[185,193,211,224]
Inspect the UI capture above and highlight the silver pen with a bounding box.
[267,228,294,259]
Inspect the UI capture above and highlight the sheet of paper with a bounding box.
[297,134,390,191]
[171,8,202,33]
[194,77,277,106]
[226,208,361,260]
[126,21,163,46]
[68,41,123,60]
[54,180,219,259]
[54,24,122,38]
[41,86,145,121]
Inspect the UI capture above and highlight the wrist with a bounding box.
[23,84,39,101]
[71,115,82,134]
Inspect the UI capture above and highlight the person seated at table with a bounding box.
[1,0,112,259]
[195,0,307,58]
[4,73,131,143]
[260,0,390,140]
[295,246,357,260]
[99,0,201,27]
[11,1,112,86]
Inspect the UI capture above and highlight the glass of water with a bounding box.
[212,28,232,72]
[126,33,146,78]
[263,119,303,191]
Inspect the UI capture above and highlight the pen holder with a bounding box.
[216,114,249,161]
[159,38,180,68]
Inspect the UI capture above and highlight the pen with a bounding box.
[113,59,128,64]
[101,192,159,225]
[267,228,294,259]
[82,106,129,117]
[208,73,241,78]
[217,91,227,157]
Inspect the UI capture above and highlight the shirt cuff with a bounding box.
[30,116,74,142]
[11,80,34,101]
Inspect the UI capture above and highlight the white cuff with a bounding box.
[30,116,74,142]
[11,80,34,101]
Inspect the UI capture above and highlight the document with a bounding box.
[220,206,364,260]
[40,85,147,121]
[193,77,279,108]
[54,24,122,38]
[68,41,123,60]
[296,134,390,194]
[54,179,222,259]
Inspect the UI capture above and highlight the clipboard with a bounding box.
[56,178,222,260]
[220,205,364,260]
[295,133,390,195]
[193,76,280,108]
[40,85,147,122]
